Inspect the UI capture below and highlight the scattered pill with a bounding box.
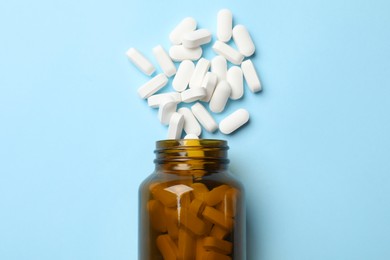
[217,9,233,42]
[167,112,184,139]
[137,73,168,99]
[169,17,197,45]
[126,47,155,76]
[200,72,218,102]
[181,87,206,103]
[152,45,177,77]
[158,99,178,125]
[209,80,231,113]
[182,29,212,49]
[227,66,244,100]
[211,55,227,81]
[219,108,249,134]
[191,102,218,133]
[178,107,202,136]
[147,92,181,108]
[190,58,210,88]
[232,24,255,57]
[184,133,199,139]
[172,60,195,92]
[212,40,244,65]
[241,59,262,92]
[169,45,203,61]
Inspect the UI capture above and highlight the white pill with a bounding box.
[147,92,181,108]
[182,29,212,49]
[211,56,227,81]
[217,9,232,42]
[126,48,155,76]
[227,66,244,100]
[169,17,197,45]
[181,87,206,103]
[137,73,168,99]
[152,45,176,77]
[212,41,244,65]
[189,58,210,88]
[200,72,218,103]
[232,25,255,57]
[169,45,203,61]
[191,102,218,133]
[219,108,249,134]
[209,80,231,113]
[178,107,202,136]
[158,99,177,125]
[172,60,195,92]
[184,134,199,139]
[167,112,184,139]
[241,59,262,93]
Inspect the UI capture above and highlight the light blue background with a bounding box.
[1,0,390,259]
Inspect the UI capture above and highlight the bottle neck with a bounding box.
[154,139,229,175]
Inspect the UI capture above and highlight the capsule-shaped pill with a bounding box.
[202,206,233,230]
[241,59,262,92]
[178,228,196,260]
[169,17,197,45]
[217,188,239,217]
[204,185,230,206]
[137,73,168,99]
[190,58,210,88]
[147,200,167,232]
[152,185,178,207]
[232,24,255,57]
[189,199,206,217]
[227,66,244,100]
[203,236,233,255]
[191,183,210,201]
[172,60,195,92]
[211,56,227,81]
[209,80,231,113]
[200,72,218,102]
[219,108,249,135]
[191,102,218,133]
[217,9,233,42]
[156,234,179,260]
[169,45,202,62]
[181,87,206,103]
[180,207,208,236]
[212,41,244,65]
[147,92,181,108]
[182,29,212,49]
[178,107,202,136]
[210,225,230,240]
[165,207,179,239]
[196,237,207,260]
[158,99,178,125]
[152,45,176,77]
[167,112,184,139]
[126,47,155,76]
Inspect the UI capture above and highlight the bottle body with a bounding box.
[138,140,246,260]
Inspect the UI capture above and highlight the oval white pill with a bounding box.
[147,92,181,108]
[167,112,184,139]
[212,41,244,65]
[191,102,218,133]
[172,60,195,92]
[219,108,249,134]
[211,56,227,81]
[189,58,210,89]
[177,107,202,136]
[126,48,155,76]
[169,17,197,45]
[181,87,206,103]
[182,29,212,49]
[209,80,231,113]
[227,66,244,100]
[169,46,203,62]
[152,45,176,77]
[158,99,177,125]
[200,72,218,102]
[241,59,262,93]
[184,134,199,139]
[217,9,232,42]
[137,73,168,99]
[232,25,255,57]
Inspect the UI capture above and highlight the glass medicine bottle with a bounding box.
[139,139,246,260]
